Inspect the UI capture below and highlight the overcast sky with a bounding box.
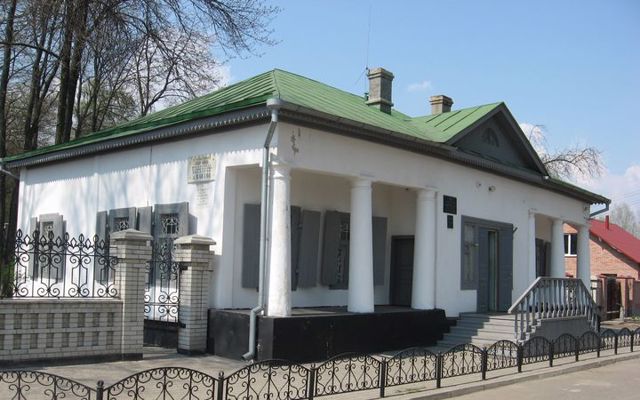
[227,0,640,211]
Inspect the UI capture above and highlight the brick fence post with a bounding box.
[111,229,153,359]
[174,234,215,354]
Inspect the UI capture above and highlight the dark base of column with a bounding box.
[207,306,452,363]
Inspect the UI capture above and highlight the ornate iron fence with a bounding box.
[0,370,95,400]
[102,367,217,400]
[2,328,639,400]
[221,360,310,400]
[2,230,117,299]
[313,354,381,397]
[144,239,182,323]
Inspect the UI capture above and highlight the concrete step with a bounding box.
[438,337,499,349]
[445,332,515,342]
[451,323,514,333]
[448,326,515,337]
[435,313,517,350]
[458,314,515,324]
[460,312,515,319]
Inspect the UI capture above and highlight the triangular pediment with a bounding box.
[449,106,547,175]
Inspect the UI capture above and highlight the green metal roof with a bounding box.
[2,68,609,204]
[5,69,500,163]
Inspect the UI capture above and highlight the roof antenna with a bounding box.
[354,3,373,96]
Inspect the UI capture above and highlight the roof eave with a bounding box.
[276,101,608,205]
[4,106,271,168]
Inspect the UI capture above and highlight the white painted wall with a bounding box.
[18,124,272,310]
[17,120,592,317]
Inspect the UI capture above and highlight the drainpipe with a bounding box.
[0,161,19,180]
[243,98,282,360]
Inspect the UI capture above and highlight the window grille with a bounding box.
[161,214,180,235]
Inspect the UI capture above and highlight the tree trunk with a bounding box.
[0,0,18,266]
[55,0,75,144]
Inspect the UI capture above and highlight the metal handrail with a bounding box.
[508,277,599,341]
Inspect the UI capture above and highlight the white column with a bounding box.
[348,178,375,313]
[266,164,292,317]
[528,211,537,281]
[577,224,591,290]
[550,218,565,278]
[412,189,437,309]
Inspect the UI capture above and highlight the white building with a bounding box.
[5,68,609,360]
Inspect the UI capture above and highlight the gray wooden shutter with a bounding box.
[373,216,387,285]
[499,227,514,312]
[297,210,321,288]
[108,207,136,232]
[321,211,342,286]
[137,206,153,234]
[290,206,302,290]
[476,228,490,313]
[96,211,107,239]
[241,204,261,289]
[38,213,65,281]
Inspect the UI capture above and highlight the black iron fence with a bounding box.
[1,230,118,299]
[144,238,182,323]
[2,328,639,400]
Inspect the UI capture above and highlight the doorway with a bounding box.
[462,216,514,313]
[390,236,415,306]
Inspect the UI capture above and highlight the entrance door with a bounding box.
[390,236,414,306]
[464,217,513,313]
[478,228,500,312]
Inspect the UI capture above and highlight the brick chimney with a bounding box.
[366,67,394,114]
[430,95,454,114]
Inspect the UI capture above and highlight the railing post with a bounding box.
[379,359,387,398]
[308,364,316,400]
[436,353,443,388]
[481,347,488,380]
[631,332,634,353]
[549,345,554,367]
[96,380,104,400]
[597,333,601,358]
[217,371,225,400]
[575,336,580,362]
[517,344,523,373]
[614,333,619,355]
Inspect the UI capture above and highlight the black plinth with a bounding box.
[207,306,451,362]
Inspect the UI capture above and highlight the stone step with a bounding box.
[445,332,515,342]
[448,326,515,336]
[456,318,515,327]
[435,313,518,350]
[438,337,499,349]
[459,313,516,322]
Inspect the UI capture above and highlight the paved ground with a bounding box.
[19,346,248,386]
[452,356,640,400]
[601,319,640,332]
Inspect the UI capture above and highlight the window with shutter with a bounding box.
[30,213,65,281]
[241,204,311,290]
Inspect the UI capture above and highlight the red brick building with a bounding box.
[565,217,640,319]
